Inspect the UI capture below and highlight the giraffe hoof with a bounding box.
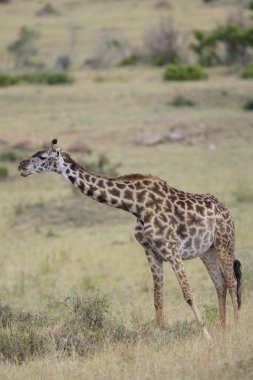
[203,327,212,341]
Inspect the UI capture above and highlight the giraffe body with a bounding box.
[18,140,242,338]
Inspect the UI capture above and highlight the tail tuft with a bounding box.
[234,259,242,309]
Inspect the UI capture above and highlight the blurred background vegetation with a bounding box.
[0,1,253,379]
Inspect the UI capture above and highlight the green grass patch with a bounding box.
[0,166,8,180]
[163,64,208,81]
[171,95,195,107]
[241,64,253,79]
[203,304,219,323]
[233,186,253,203]
[0,149,22,162]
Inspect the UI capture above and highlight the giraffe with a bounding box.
[18,139,242,339]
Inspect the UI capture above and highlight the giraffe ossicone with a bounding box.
[18,139,242,339]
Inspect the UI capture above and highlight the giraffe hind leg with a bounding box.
[214,232,240,324]
[153,239,212,340]
[145,247,164,327]
[200,248,227,327]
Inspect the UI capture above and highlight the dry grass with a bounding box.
[0,305,252,380]
[0,0,253,379]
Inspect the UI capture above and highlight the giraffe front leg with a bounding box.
[134,222,164,327]
[170,253,212,339]
[145,248,164,327]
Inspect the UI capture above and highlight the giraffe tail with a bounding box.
[233,259,242,309]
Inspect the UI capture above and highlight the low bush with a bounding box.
[0,166,8,180]
[0,72,73,87]
[163,64,208,81]
[119,54,139,66]
[22,71,73,85]
[0,304,50,363]
[0,292,205,364]
[36,3,60,17]
[171,95,194,107]
[0,73,20,87]
[241,64,253,78]
[243,99,253,110]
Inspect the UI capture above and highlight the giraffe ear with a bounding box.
[51,138,58,148]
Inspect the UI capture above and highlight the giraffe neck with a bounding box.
[59,153,142,218]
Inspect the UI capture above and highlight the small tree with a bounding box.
[7,26,40,67]
[144,19,182,66]
[191,15,253,66]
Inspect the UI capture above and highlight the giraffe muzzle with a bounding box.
[18,160,31,177]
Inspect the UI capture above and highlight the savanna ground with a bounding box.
[0,0,253,379]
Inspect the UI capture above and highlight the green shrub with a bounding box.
[163,64,208,81]
[151,51,180,66]
[0,304,49,363]
[0,73,20,87]
[119,54,139,66]
[0,72,73,87]
[249,1,253,11]
[243,99,253,111]
[0,166,8,180]
[22,71,73,85]
[241,64,253,78]
[171,95,194,107]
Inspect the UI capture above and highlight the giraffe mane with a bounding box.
[62,152,86,170]
[62,152,160,182]
[114,174,159,182]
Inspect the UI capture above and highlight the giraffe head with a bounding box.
[18,139,63,177]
